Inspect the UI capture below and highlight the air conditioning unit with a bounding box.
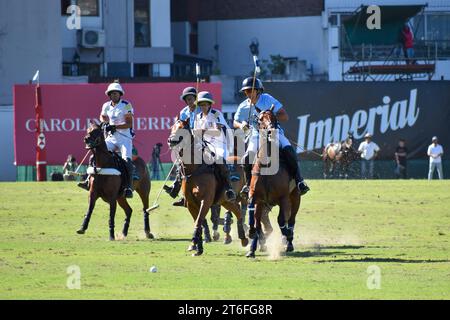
[81,29,105,48]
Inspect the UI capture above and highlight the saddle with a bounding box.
[89,152,130,191]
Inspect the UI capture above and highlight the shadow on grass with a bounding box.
[155,238,192,242]
[316,257,450,264]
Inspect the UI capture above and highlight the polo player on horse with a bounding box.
[233,77,310,198]
[78,81,138,198]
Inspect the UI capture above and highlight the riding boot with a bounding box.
[240,152,253,198]
[283,146,310,195]
[172,197,186,207]
[217,164,236,201]
[124,158,134,198]
[164,168,182,199]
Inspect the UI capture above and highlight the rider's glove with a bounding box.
[105,124,117,134]
[240,121,250,132]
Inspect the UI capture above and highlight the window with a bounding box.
[134,64,152,77]
[134,0,151,47]
[61,0,99,16]
[76,0,99,16]
[427,14,450,41]
[189,22,198,55]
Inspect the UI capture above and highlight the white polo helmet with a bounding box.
[105,82,124,96]
[197,91,215,104]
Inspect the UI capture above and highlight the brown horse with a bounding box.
[246,106,301,258]
[168,119,249,256]
[322,135,360,179]
[76,122,153,240]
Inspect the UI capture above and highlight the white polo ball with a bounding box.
[149,266,157,273]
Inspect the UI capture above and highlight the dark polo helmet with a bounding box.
[240,77,264,92]
[180,87,197,101]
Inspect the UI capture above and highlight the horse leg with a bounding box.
[108,199,117,241]
[247,199,256,239]
[186,203,200,252]
[222,211,233,244]
[137,184,153,239]
[261,206,273,239]
[77,191,98,234]
[246,203,263,258]
[240,200,249,236]
[278,196,292,252]
[117,197,132,238]
[221,201,249,247]
[286,190,301,253]
[202,219,212,243]
[210,205,220,241]
[192,199,210,256]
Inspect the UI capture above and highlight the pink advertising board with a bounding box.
[14,83,221,165]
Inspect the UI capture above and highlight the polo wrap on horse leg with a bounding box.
[223,211,232,234]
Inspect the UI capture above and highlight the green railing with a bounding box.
[15,160,449,181]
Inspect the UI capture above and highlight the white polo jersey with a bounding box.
[101,99,134,138]
[428,144,444,163]
[358,141,380,160]
[194,108,231,160]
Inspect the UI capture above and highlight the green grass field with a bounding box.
[0,180,449,300]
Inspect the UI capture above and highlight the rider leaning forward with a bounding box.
[233,77,310,197]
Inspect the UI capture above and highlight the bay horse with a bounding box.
[322,134,360,179]
[167,119,249,256]
[246,106,301,258]
[76,121,153,240]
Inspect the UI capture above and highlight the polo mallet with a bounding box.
[147,161,177,213]
[246,55,261,134]
[67,150,91,176]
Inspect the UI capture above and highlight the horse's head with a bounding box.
[257,104,278,130]
[168,119,191,149]
[84,121,105,149]
[257,104,278,142]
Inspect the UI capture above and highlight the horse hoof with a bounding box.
[260,245,267,252]
[187,244,197,251]
[213,231,220,241]
[223,235,232,245]
[241,238,249,247]
[76,229,85,234]
[246,251,256,259]
[145,232,154,239]
[109,237,115,241]
[192,250,203,257]
[286,243,294,253]
[204,235,212,243]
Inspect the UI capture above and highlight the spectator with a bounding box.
[394,139,408,179]
[63,154,78,181]
[152,142,163,180]
[358,133,380,179]
[427,136,444,180]
[401,23,415,65]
